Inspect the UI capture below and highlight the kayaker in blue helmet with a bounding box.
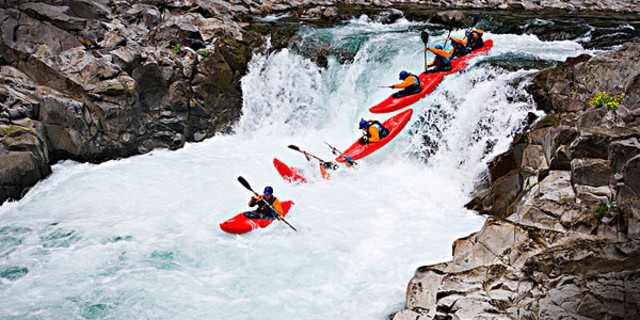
[389,70,422,98]
[244,186,283,220]
[449,37,471,59]
[424,45,452,74]
[359,118,390,145]
[466,29,485,50]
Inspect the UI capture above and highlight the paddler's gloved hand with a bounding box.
[388,85,395,89]
[359,137,368,145]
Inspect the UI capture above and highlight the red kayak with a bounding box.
[369,39,493,114]
[273,158,307,183]
[336,108,413,163]
[369,73,444,114]
[220,201,295,235]
[444,39,493,74]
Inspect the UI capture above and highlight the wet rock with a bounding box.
[0,143,50,203]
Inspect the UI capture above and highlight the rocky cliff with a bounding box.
[393,43,640,320]
[0,0,266,203]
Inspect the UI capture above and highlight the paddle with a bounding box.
[288,145,338,170]
[463,15,482,42]
[442,17,456,50]
[324,141,357,168]
[237,176,297,232]
[420,30,429,72]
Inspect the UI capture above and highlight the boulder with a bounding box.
[569,131,612,160]
[542,126,578,170]
[69,0,112,20]
[19,2,87,32]
[520,144,549,172]
[623,155,640,195]
[570,158,610,187]
[609,138,640,173]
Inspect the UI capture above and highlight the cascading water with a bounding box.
[0,16,594,320]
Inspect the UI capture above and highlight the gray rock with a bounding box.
[609,138,640,173]
[623,155,640,196]
[571,158,610,187]
[542,126,578,170]
[69,0,112,20]
[569,130,612,160]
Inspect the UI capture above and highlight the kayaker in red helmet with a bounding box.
[244,186,283,220]
[424,45,452,74]
[358,119,390,145]
[389,70,422,98]
[449,37,471,59]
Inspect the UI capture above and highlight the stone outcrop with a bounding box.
[0,0,263,203]
[393,43,640,320]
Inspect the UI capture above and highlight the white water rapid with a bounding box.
[0,16,593,320]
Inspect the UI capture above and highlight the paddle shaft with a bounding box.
[421,31,429,72]
[288,145,327,163]
[442,18,455,50]
[463,16,482,42]
[237,176,297,232]
[324,141,357,166]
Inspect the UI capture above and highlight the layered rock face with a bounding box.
[393,43,640,320]
[340,0,639,13]
[0,0,265,203]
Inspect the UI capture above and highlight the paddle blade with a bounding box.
[287,145,300,151]
[449,17,456,31]
[420,30,429,44]
[237,176,254,193]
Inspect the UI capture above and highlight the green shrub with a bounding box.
[172,43,181,54]
[594,199,615,219]
[197,49,211,57]
[590,91,623,111]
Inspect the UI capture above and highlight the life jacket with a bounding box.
[405,74,421,91]
[449,41,471,59]
[428,47,452,70]
[366,120,389,139]
[250,195,278,217]
[450,37,467,46]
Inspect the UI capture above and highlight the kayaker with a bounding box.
[359,119,390,145]
[389,70,422,98]
[424,45,452,74]
[449,37,471,59]
[244,186,283,220]
[319,160,339,180]
[466,29,485,50]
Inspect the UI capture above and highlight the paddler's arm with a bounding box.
[392,76,416,89]
[249,196,261,207]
